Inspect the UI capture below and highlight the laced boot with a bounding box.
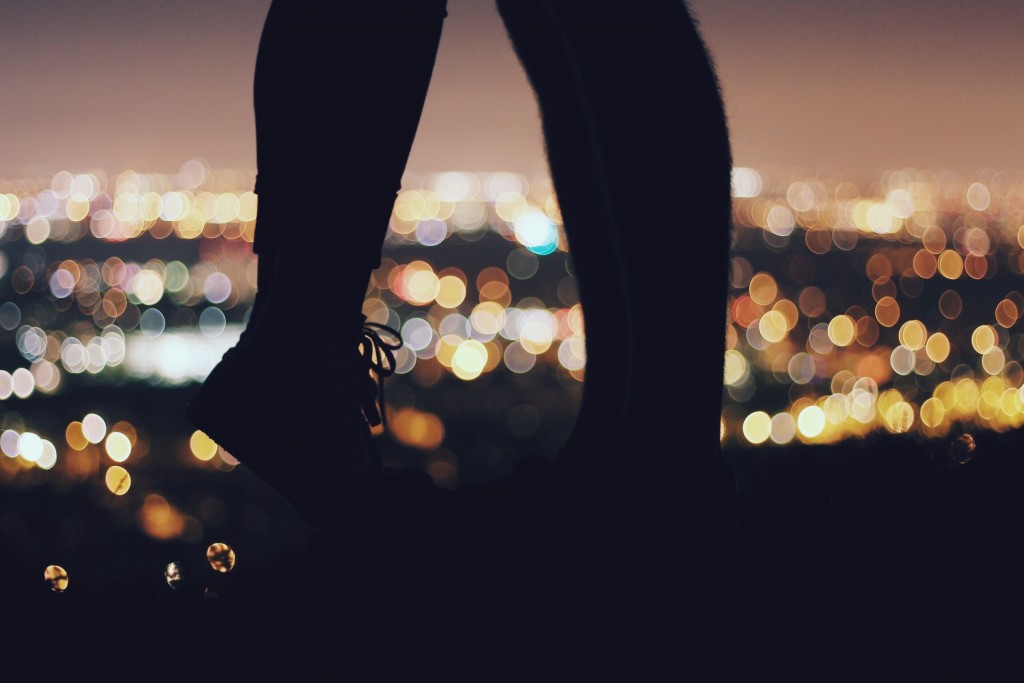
[186,303,402,523]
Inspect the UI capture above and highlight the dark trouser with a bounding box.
[253,0,731,507]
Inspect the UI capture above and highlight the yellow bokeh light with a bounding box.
[885,402,914,433]
[105,432,132,463]
[875,297,900,327]
[66,193,90,222]
[470,302,506,337]
[758,311,788,343]
[132,270,165,306]
[390,408,445,450]
[105,465,131,495]
[797,406,826,438]
[937,250,963,279]
[925,333,950,363]
[827,315,856,346]
[723,350,748,385]
[190,430,218,461]
[237,191,259,222]
[399,261,440,306]
[742,411,771,444]
[983,347,1006,376]
[898,320,927,351]
[494,191,528,222]
[435,275,467,309]
[971,325,996,354]
[207,542,237,573]
[748,273,778,306]
[520,320,554,355]
[213,193,241,223]
[44,564,69,592]
[139,192,162,221]
[0,193,21,221]
[66,421,88,451]
[772,299,799,330]
[955,379,979,410]
[920,398,945,428]
[452,340,488,381]
[141,494,185,540]
[436,334,462,368]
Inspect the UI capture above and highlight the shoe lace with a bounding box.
[357,321,403,428]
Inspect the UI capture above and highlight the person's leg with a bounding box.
[189,0,448,521]
[492,3,634,474]
[494,4,733,672]
[497,0,732,494]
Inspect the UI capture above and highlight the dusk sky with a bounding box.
[3,0,1021,178]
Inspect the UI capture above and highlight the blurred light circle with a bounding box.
[18,432,43,462]
[133,270,165,305]
[0,430,19,457]
[503,341,536,374]
[506,248,539,280]
[797,406,826,438]
[190,430,218,461]
[557,338,586,372]
[402,318,435,352]
[742,412,771,444]
[49,269,76,298]
[140,308,166,338]
[199,307,227,337]
[452,340,488,380]
[105,465,131,495]
[513,209,559,255]
[11,367,34,397]
[0,301,21,330]
[415,219,448,246]
[44,565,69,592]
[105,432,132,463]
[770,413,797,444]
[207,542,236,573]
[165,561,185,589]
[82,413,107,444]
[203,273,232,304]
[37,440,58,470]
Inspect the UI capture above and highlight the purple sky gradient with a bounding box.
[2,0,1021,178]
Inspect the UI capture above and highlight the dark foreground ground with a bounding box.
[9,423,1024,680]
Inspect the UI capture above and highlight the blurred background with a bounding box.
[1,0,1022,598]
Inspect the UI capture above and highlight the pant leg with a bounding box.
[252,0,448,272]
[498,0,732,481]
[494,1,634,468]
[495,6,734,672]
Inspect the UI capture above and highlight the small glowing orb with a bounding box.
[105,465,131,495]
[190,430,218,461]
[165,561,185,590]
[206,542,236,573]
[105,432,132,462]
[82,413,107,444]
[44,565,69,592]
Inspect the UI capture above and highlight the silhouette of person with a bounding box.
[188,1,733,675]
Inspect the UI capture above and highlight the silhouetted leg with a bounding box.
[496,4,733,672]
[253,0,447,318]
[188,1,448,519]
[499,0,731,500]
[493,4,634,472]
